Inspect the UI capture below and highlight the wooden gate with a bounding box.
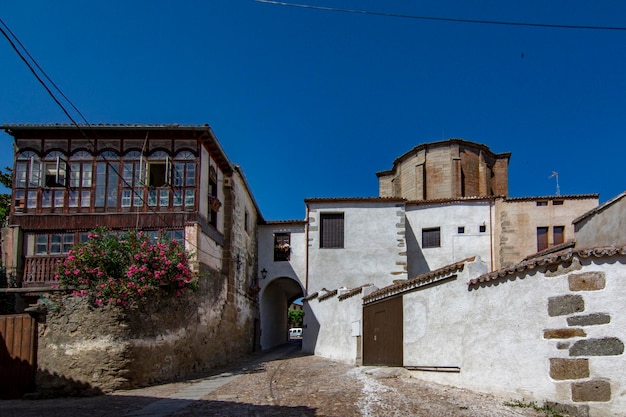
[0,314,37,399]
[363,296,403,366]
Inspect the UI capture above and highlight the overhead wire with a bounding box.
[254,0,626,32]
[0,17,225,262]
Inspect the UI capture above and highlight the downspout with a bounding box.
[305,204,310,295]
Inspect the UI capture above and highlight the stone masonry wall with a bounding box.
[35,267,256,395]
[544,267,624,416]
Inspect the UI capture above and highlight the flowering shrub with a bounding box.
[55,227,198,306]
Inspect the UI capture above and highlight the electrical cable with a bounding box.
[0,18,225,262]
[254,0,626,32]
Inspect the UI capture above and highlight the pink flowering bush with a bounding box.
[56,227,198,306]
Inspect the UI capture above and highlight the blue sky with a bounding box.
[1,1,624,220]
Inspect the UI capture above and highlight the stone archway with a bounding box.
[260,277,304,350]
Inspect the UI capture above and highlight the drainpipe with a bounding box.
[305,204,310,295]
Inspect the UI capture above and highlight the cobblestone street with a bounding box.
[1,343,546,417]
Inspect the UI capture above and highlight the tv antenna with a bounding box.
[549,171,560,196]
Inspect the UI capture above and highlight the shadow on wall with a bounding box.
[302,301,320,355]
[406,222,430,277]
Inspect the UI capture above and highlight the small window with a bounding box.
[537,227,549,252]
[479,224,486,233]
[244,210,250,233]
[536,201,548,206]
[274,233,291,261]
[422,227,441,248]
[553,226,565,245]
[320,213,344,248]
[458,226,465,234]
[553,200,564,206]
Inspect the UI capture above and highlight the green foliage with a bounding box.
[288,308,304,327]
[55,227,198,306]
[503,399,568,417]
[0,167,11,227]
[0,167,12,189]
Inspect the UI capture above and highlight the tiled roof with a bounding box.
[470,245,626,286]
[523,240,576,261]
[262,220,307,225]
[363,258,474,304]
[304,197,406,204]
[337,284,372,301]
[504,194,598,202]
[572,191,626,224]
[302,292,318,302]
[318,289,338,301]
[407,195,499,206]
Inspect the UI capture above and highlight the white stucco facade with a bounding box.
[399,253,626,417]
[405,199,494,276]
[258,222,307,350]
[574,191,626,248]
[303,199,407,360]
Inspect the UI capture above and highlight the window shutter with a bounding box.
[320,213,344,248]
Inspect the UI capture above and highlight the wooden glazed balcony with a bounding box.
[22,256,63,287]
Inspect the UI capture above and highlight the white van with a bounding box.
[289,327,302,339]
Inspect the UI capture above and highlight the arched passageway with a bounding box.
[260,277,303,350]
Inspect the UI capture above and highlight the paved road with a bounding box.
[1,342,547,417]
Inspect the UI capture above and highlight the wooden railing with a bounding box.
[22,256,63,287]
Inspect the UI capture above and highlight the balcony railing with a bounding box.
[22,256,63,287]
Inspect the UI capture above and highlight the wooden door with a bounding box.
[363,296,403,366]
[0,314,37,398]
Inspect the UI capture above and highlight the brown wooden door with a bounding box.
[0,314,37,399]
[363,296,403,366]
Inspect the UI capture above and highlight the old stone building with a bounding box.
[377,139,510,200]
[0,124,262,394]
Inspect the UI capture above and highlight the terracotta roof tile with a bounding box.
[504,194,598,202]
[337,284,372,301]
[406,196,499,206]
[572,191,626,224]
[318,289,338,301]
[470,245,626,287]
[262,220,307,225]
[304,197,405,204]
[363,257,474,304]
[302,292,318,302]
[523,240,576,261]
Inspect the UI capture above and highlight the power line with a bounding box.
[0,18,224,263]
[254,0,626,32]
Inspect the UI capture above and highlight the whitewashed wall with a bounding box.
[402,255,626,417]
[405,200,493,276]
[304,201,406,360]
[303,291,364,364]
[258,223,307,350]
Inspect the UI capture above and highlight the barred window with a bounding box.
[422,227,441,248]
[320,213,344,248]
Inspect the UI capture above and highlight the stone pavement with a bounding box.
[0,342,548,417]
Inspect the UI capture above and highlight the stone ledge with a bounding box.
[572,379,611,402]
[568,271,606,291]
[544,328,586,339]
[570,338,624,357]
[549,358,589,380]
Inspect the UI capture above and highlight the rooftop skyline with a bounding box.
[1,1,624,220]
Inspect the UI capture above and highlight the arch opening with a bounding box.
[260,277,304,350]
